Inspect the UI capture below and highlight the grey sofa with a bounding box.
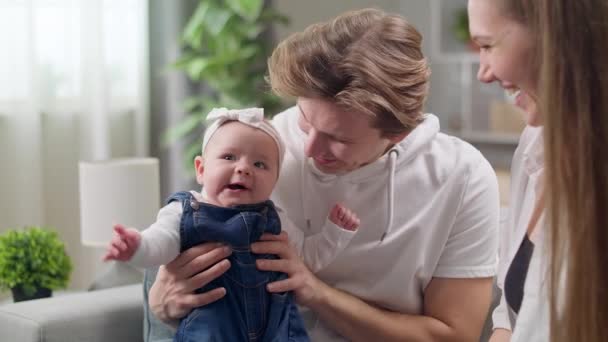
[0,264,176,342]
[0,284,143,342]
[0,274,499,342]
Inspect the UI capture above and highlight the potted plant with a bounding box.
[452,7,479,52]
[164,0,289,170]
[0,226,72,302]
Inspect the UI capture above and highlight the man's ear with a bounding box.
[388,131,409,144]
[194,156,205,185]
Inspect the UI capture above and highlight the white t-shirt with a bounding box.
[271,106,500,341]
[130,191,355,273]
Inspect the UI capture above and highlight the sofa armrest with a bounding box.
[0,284,143,342]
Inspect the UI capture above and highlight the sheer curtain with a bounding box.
[0,0,149,289]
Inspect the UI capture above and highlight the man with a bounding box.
[147,8,499,342]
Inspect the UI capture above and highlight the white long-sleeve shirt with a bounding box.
[492,126,550,341]
[130,191,355,273]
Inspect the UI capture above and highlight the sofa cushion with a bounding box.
[89,261,144,291]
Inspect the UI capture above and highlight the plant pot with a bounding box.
[11,286,52,302]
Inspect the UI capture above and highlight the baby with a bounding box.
[104,108,359,342]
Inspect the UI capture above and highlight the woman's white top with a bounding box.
[492,126,550,341]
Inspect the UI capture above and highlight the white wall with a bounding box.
[274,1,431,50]
[272,0,433,96]
[274,1,405,39]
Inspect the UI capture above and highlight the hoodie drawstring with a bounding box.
[380,149,399,242]
[302,157,312,232]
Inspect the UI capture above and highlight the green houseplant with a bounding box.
[164,0,288,170]
[0,226,72,302]
[452,7,479,52]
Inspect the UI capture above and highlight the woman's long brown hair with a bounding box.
[539,0,608,341]
[501,0,608,339]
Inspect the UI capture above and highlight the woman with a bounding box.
[468,0,608,341]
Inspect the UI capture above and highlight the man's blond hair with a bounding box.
[267,8,430,137]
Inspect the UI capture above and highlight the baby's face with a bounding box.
[196,121,280,207]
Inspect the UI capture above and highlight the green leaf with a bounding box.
[182,97,204,112]
[226,0,263,22]
[233,44,259,61]
[243,24,264,39]
[184,57,213,80]
[204,4,233,36]
[183,2,210,47]
[172,53,198,69]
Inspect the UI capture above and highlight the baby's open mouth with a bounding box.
[226,183,248,190]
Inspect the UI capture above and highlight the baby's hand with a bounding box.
[329,203,360,231]
[102,224,142,262]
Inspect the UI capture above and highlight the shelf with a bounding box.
[445,130,520,145]
[459,131,521,145]
[431,52,479,64]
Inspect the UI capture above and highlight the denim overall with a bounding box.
[170,191,309,342]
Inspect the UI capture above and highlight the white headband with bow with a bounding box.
[201,107,285,169]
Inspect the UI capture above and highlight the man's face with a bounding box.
[296,97,401,174]
[195,121,280,207]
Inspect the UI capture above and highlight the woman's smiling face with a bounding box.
[468,0,541,126]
